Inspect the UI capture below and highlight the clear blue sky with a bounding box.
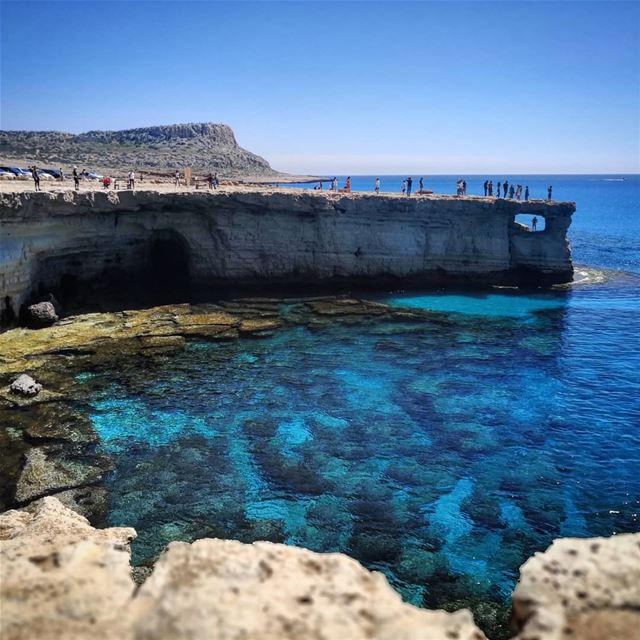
[1,0,639,174]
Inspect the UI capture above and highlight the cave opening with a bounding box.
[148,233,191,288]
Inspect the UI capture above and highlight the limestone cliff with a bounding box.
[0,123,275,175]
[0,189,574,319]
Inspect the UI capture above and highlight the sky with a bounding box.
[1,0,639,174]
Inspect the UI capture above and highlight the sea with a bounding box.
[78,174,639,637]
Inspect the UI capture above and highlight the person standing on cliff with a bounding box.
[128,170,135,189]
[525,185,529,201]
[73,166,79,190]
[31,166,40,191]
[207,172,214,189]
[509,184,515,199]
[548,185,553,200]
[419,177,424,192]
[532,216,538,231]
[174,170,180,187]
[345,176,351,192]
[483,180,488,196]
[503,180,509,198]
[496,182,501,198]
[402,179,406,195]
[375,177,380,194]
[406,176,413,196]
[462,180,467,195]
[516,185,522,200]
[59,167,64,182]
[488,180,493,196]
[331,177,337,191]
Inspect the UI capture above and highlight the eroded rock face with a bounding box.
[132,538,486,640]
[26,301,59,327]
[0,497,487,640]
[511,533,640,640]
[0,190,574,320]
[9,374,42,397]
[0,497,136,640]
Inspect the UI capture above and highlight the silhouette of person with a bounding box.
[406,176,413,196]
[548,185,553,200]
[532,216,538,231]
[525,186,529,201]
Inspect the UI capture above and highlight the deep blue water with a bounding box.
[282,174,640,274]
[78,175,639,634]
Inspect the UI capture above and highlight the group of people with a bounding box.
[480,180,553,201]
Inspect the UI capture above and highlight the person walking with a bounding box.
[174,170,180,187]
[509,185,515,199]
[547,185,553,200]
[488,180,493,196]
[31,166,41,191]
[503,180,509,198]
[525,185,529,201]
[406,176,413,196]
[419,177,424,192]
[73,166,80,190]
[375,177,380,194]
[128,170,135,189]
[532,216,538,231]
[483,180,488,196]
[496,182,501,198]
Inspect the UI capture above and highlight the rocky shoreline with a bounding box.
[2,496,638,640]
[2,296,638,639]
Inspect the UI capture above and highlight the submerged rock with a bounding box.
[0,497,487,640]
[512,533,640,640]
[26,301,59,328]
[9,374,42,397]
[15,446,107,504]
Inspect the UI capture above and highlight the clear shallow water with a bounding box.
[80,279,640,633]
[283,174,640,274]
[76,174,639,636]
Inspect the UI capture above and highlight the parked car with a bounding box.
[0,169,16,179]
[0,167,22,176]
[41,168,62,179]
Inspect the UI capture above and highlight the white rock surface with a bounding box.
[511,532,640,640]
[0,497,136,640]
[132,538,486,640]
[9,373,42,397]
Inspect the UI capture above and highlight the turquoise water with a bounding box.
[78,175,639,635]
[81,279,640,629]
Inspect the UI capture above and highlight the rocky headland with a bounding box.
[0,123,278,177]
[0,188,574,322]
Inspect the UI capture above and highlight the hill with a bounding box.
[0,123,278,177]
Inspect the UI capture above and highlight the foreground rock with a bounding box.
[511,533,640,640]
[0,497,486,640]
[9,374,42,397]
[0,497,136,640]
